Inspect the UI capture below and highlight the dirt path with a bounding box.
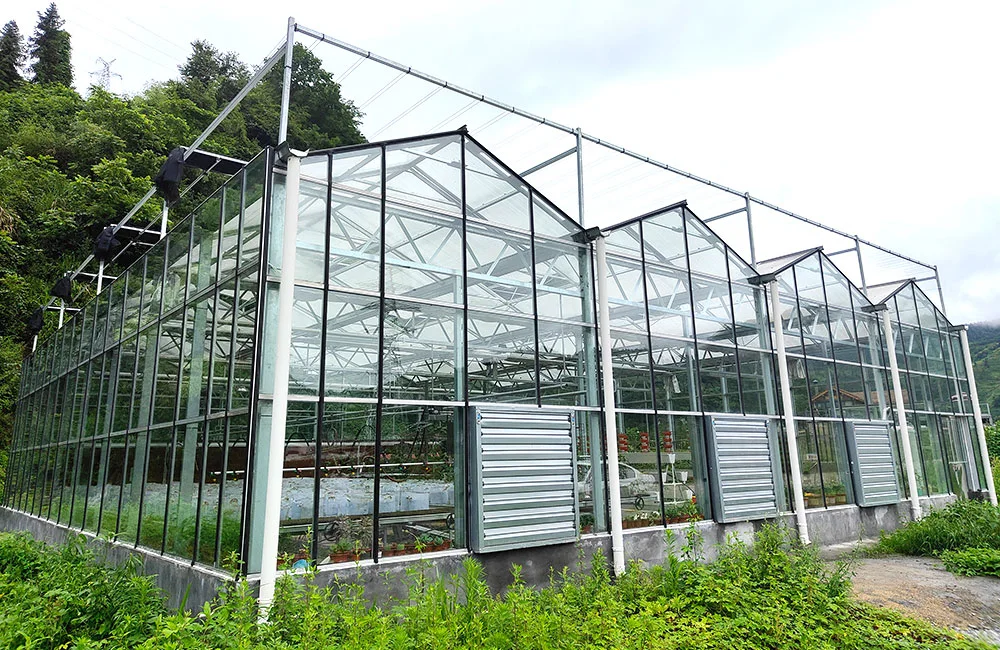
[848,555,1000,645]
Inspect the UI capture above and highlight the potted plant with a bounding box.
[328,539,353,563]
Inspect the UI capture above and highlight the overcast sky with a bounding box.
[9,0,1000,323]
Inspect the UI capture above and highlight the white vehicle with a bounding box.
[577,460,659,509]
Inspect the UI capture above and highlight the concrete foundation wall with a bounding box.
[0,494,956,609]
[0,507,229,612]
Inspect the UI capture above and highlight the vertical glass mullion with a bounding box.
[723,247,745,415]
[162,218,197,556]
[792,266,827,504]
[460,139,471,546]
[97,271,129,535]
[893,295,929,495]
[309,154,333,561]
[217,163,250,562]
[637,220,666,525]
[240,148,274,571]
[68,302,102,527]
[192,198,226,564]
[528,189,542,406]
[117,261,149,537]
[910,287,953,493]
[135,246,170,547]
[818,257,853,501]
[372,144,388,561]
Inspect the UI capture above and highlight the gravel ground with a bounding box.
[845,554,1000,646]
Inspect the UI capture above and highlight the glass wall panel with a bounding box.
[691,277,734,345]
[641,210,685,272]
[464,140,530,233]
[613,411,661,528]
[815,421,854,506]
[466,223,533,316]
[731,283,769,350]
[738,350,774,415]
[660,414,710,522]
[324,291,380,399]
[915,414,949,495]
[697,344,741,414]
[684,218,728,280]
[534,240,590,322]
[315,403,376,563]
[835,363,869,420]
[645,268,693,339]
[377,404,460,559]
[796,421,824,509]
[537,321,596,407]
[467,311,535,404]
[295,173,330,285]
[609,330,653,410]
[650,337,698,413]
[288,286,325,396]
[383,300,463,402]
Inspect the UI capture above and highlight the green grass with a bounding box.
[874,499,1000,557]
[941,548,1000,577]
[1,525,993,649]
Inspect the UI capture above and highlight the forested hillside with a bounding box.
[968,322,1000,418]
[0,4,364,455]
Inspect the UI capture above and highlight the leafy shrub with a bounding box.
[874,499,1000,556]
[0,532,166,649]
[0,527,990,649]
[941,547,1000,577]
[984,424,1000,459]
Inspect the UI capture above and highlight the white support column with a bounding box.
[594,235,625,576]
[58,301,65,328]
[882,308,922,519]
[575,127,585,228]
[96,259,105,294]
[160,201,169,239]
[768,280,809,544]
[258,154,301,612]
[277,17,296,145]
[959,326,997,505]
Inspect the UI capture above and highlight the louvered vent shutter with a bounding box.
[471,408,578,553]
[707,416,780,523]
[846,422,901,507]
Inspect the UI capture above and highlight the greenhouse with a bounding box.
[1,19,995,606]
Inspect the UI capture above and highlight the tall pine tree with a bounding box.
[29,3,72,86]
[0,21,24,90]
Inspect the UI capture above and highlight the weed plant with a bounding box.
[874,500,1000,557]
[1,526,992,649]
[940,547,1000,577]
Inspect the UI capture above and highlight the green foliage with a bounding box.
[28,3,71,86]
[985,424,1000,459]
[0,21,25,91]
[0,526,991,649]
[874,500,1000,557]
[940,547,1000,577]
[968,322,1000,417]
[0,532,166,648]
[0,20,365,452]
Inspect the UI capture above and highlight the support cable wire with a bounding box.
[428,99,479,132]
[358,71,407,110]
[297,23,937,274]
[371,86,443,138]
[336,55,366,83]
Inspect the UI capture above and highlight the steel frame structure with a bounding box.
[5,17,994,606]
